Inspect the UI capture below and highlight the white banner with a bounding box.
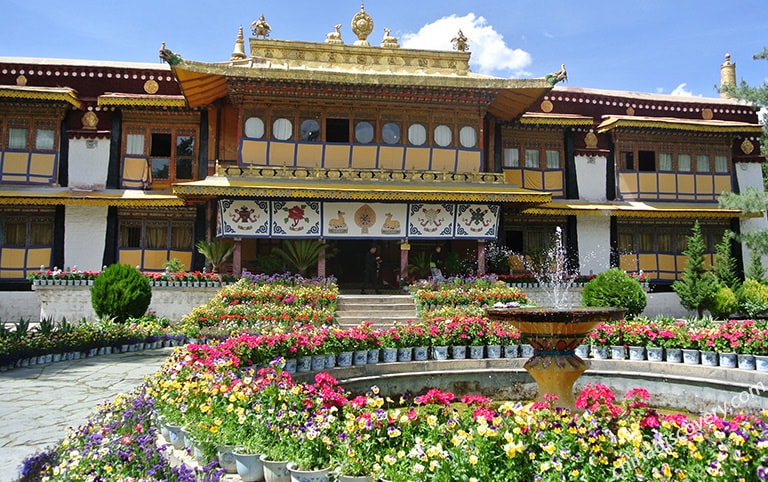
[271,201,321,237]
[218,199,270,237]
[455,203,500,239]
[407,203,455,238]
[323,202,407,238]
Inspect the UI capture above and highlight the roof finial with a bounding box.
[720,53,736,99]
[231,26,247,61]
[451,30,469,52]
[251,13,271,39]
[351,2,374,46]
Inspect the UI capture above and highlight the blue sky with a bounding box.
[2,0,766,99]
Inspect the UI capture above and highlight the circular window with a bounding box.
[408,123,427,146]
[244,117,264,139]
[459,126,477,148]
[355,121,374,143]
[272,118,293,140]
[381,122,400,144]
[300,119,321,141]
[434,125,452,147]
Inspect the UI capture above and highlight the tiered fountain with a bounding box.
[486,227,624,408]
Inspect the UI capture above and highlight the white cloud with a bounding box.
[400,13,532,76]
[669,83,694,96]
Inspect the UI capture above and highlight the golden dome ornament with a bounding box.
[351,2,373,46]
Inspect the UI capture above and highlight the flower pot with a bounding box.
[337,351,353,367]
[284,358,297,374]
[324,353,337,369]
[520,344,534,359]
[397,347,413,362]
[234,450,265,482]
[503,344,519,358]
[381,348,398,363]
[353,350,368,365]
[610,345,626,360]
[311,355,326,371]
[738,354,756,370]
[574,345,589,359]
[366,348,380,364]
[217,445,237,474]
[413,346,428,361]
[627,346,646,361]
[591,345,610,360]
[166,424,186,450]
[755,355,768,372]
[337,475,373,482]
[647,347,664,362]
[700,350,718,367]
[451,345,467,359]
[666,348,683,363]
[486,345,502,359]
[286,462,330,482]
[469,345,484,359]
[682,349,700,365]
[718,352,737,368]
[260,456,291,482]
[432,346,448,360]
[297,356,312,372]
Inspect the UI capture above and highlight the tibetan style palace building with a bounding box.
[0,6,764,291]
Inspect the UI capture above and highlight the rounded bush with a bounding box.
[710,285,738,320]
[737,279,768,318]
[91,264,152,323]
[581,268,647,317]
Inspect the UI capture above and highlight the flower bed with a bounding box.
[27,267,237,286]
[410,275,531,318]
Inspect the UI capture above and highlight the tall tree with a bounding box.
[712,231,740,289]
[672,221,718,318]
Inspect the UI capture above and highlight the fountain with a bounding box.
[486,227,625,408]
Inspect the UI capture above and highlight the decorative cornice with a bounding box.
[597,115,764,135]
[523,201,752,219]
[0,85,83,109]
[97,94,187,108]
[0,188,185,207]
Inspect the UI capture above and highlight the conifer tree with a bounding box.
[672,221,718,318]
[712,231,740,289]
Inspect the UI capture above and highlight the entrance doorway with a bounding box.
[326,239,400,291]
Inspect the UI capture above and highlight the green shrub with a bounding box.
[91,264,152,323]
[709,285,739,320]
[737,279,768,318]
[581,268,647,317]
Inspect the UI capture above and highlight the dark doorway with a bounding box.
[326,239,400,291]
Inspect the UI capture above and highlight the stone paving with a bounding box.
[0,348,173,482]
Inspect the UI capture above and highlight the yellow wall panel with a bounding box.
[350,146,378,169]
[658,173,676,193]
[638,253,658,272]
[0,248,26,268]
[121,156,149,189]
[619,254,638,272]
[677,174,694,194]
[677,255,689,271]
[268,142,296,167]
[714,175,731,194]
[2,151,28,174]
[29,153,56,177]
[404,147,430,170]
[523,171,543,190]
[324,145,351,169]
[504,169,522,187]
[26,248,52,268]
[431,148,455,172]
[638,173,657,194]
[618,173,638,196]
[118,250,142,269]
[544,171,563,191]
[169,251,193,270]
[658,272,677,280]
[457,150,481,173]
[1,175,27,183]
[142,250,168,270]
[378,146,404,169]
[695,175,714,195]
[240,139,268,166]
[657,254,675,272]
[295,143,323,168]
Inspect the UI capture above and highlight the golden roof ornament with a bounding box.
[325,24,344,44]
[231,26,247,60]
[251,14,271,39]
[351,2,374,46]
[381,27,399,48]
[545,64,567,85]
[451,30,469,52]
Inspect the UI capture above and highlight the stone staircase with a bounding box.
[335,294,419,327]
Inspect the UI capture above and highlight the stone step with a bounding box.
[335,294,418,327]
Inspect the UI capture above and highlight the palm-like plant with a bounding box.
[195,239,235,273]
[272,239,329,276]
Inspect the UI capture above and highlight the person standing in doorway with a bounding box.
[362,245,381,294]
[430,245,443,278]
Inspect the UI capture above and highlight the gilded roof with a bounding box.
[523,199,752,219]
[0,187,184,207]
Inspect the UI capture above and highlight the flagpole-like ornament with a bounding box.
[451,30,469,52]
[351,2,374,46]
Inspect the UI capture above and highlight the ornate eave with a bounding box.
[519,112,594,126]
[97,93,187,109]
[597,115,764,135]
[173,166,551,205]
[0,187,184,207]
[0,85,83,109]
[522,199,754,219]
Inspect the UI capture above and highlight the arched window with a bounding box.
[434,125,452,147]
[273,118,293,140]
[244,117,265,139]
[408,123,427,146]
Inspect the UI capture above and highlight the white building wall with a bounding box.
[68,137,109,190]
[574,154,608,202]
[64,206,108,272]
[576,216,611,276]
[735,162,768,267]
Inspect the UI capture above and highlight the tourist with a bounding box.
[361,246,381,294]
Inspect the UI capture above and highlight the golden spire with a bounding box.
[230,26,247,61]
[720,53,736,99]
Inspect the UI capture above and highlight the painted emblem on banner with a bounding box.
[282,203,309,231]
[355,204,376,234]
[231,204,259,230]
[416,207,444,233]
[463,206,491,232]
[327,210,349,234]
[381,213,401,235]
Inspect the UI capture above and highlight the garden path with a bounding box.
[0,348,172,482]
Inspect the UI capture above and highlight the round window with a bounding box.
[408,123,427,146]
[272,118,293,140]
[244,117,265,139]
[381,122,400,144]
[355,121,374,143]
[434,125,452,147]
[459,126,477,148]
[300,119,321,141]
